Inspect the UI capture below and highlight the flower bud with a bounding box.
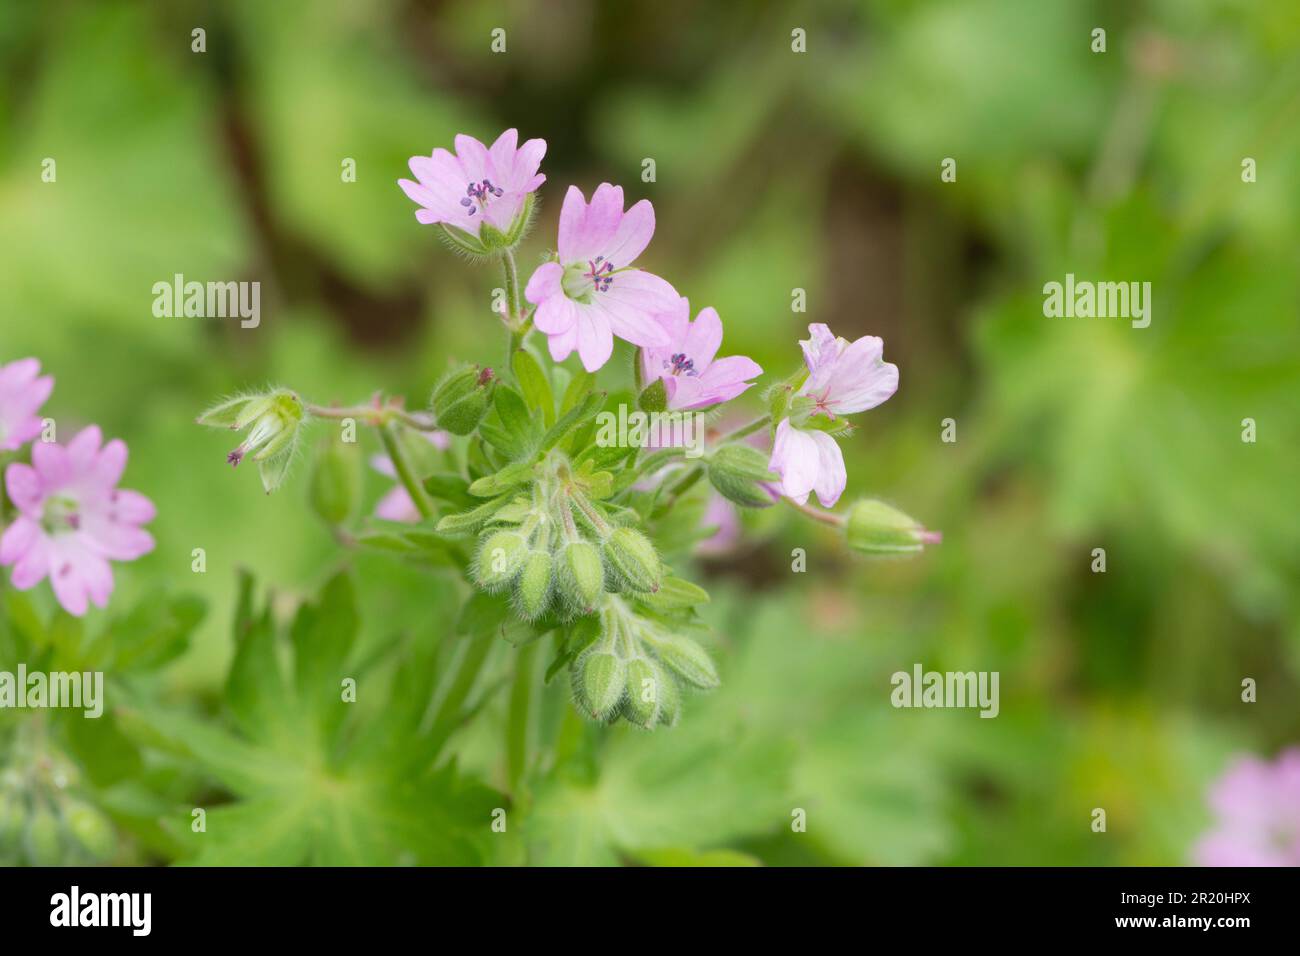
[515,549,553,620]
[309,436,360,526]
[707,444,781,508]
[844,499,941,556]
[555,539,605,613]
[574,650,627,721]
[623,656,668,729]
[643,631,719,689]
[601,527,662,594]
[474,530,527,591]
[431,365,494,436]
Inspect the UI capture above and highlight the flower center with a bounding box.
[662,353,698,377]
[561,258,616,301]
[41,495,81,534]
[459,179,503,216]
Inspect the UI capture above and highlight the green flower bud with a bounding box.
[655,670,681,727]
[574,650,627,721]
[309,436,361,526]
[515,550,553,620]
[432,366,494,436]
[601,527,662,594]
[63,799,115,860]
[643,631,720,689]
[623,657,668,729]
[555,539,605,613]
[637,377,668,413]
[707,444,780,508]
[844,499,941,556]
[474,530,527,591]
[23,802,64,866]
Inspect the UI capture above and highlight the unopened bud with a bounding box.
[431,365,494,436]
[643,631,719,689]
[515,550,553,620]
[844,499,941,556]
[574,650,627,721]
[474,530,527,591]
[555,539,605,613]
[601,527,662,594]
[623,657,668,729]
[198,389,305,493]
[707,444,780,508]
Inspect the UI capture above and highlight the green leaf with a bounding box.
[540,389,604,453]
[512,349,556,427]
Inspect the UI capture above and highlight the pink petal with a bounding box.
[375,486,419,523]
[546,323,579,363]
[9,533,50,589]
[683,306,724,369]
[0,358,40,390]
[66,425,103,468]
[599,198,654,266]
[525,261,563,305]
[0,516,39,565]
[4,462,43,513]
[31,440,71,486]
[575,307,614,372]
[453,134,491,182]
[534,292,578,336]
[488,128,519,173]
[808,430,847,507]
[769,419,819,505]
[92,438,128,488]
[110,488,156,524]
[559,184,622,264]
[825,335,898,414]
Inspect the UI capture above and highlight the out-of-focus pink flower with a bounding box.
[399,129,546,235]
[0,358,54,451]
[798,323,899,419]
[1194,748,1300,866]
[695,492,741,556]
[0,426,155,616]
[639,299,762,410]
[525,183,677,372]
[371,431,451,523]
[768,418,847,507]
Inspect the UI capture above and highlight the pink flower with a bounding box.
[0,358,54,451]
[798,323,899,419]
[639,299,763,410]
[399,129,546,236]
[1,426,155,616]
[525,183,678,372]
[1194,748,1300,866]
[371,431,450,523]
[696,493,741,556]
[768,418,848,507]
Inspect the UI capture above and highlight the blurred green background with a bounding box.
[2,0,1299,865]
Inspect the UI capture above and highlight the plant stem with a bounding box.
[717,414,771,444]
[783,496,846,528]
[378,422,435,521]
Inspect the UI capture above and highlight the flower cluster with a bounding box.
[195,127,936,728]
[1195,748,1300,866]
[0,359,155,617]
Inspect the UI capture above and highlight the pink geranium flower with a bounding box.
[1,426,155,616]
[767,324,899,507]
[525,183,678,372]
[399,129,546,235]
[1194,748,1300,866]
[0,358,54,451]
[639,299,762,410]
[797,323,899,419]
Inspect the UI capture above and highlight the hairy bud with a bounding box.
[601,527,662,594]
[844,499,941,556]
[431,365,494,436]
[707,443,780,508]
[555,539,605,612]
[474,530,527,591]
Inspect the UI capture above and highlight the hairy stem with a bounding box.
[378,422,435,521]
[717,414,771,444]
[783,496,845,528]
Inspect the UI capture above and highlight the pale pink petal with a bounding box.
[453,134,491,182]
[488,128,519,175]
[0,516,40,565]
[598,198,654,266]
[683,306,724,369]
[66,425,103,468]
[9,534,50,589]
[591,293,671,349]
[49,552,89,617]
[560,184,622,263]
[92,438,128,488]
[769,419,819,505]
[546,323,579,363]
[534,292,578,336]
[4,462,43,513]
[375,486,419,523]
[808,430,847,507]
[109,489,156,524]
[525,261,564,305]
[31,440,72,487]
[0,358,40,389]
[823,334,898,414]
[575,306,614,372]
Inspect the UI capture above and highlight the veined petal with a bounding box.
[534,292,578,335]
[599,198,654,266]
[574,306,614,372]
[769,419,819,505]
[808,430,847,507]
[683,306,724,369]
[525,261,564,305]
